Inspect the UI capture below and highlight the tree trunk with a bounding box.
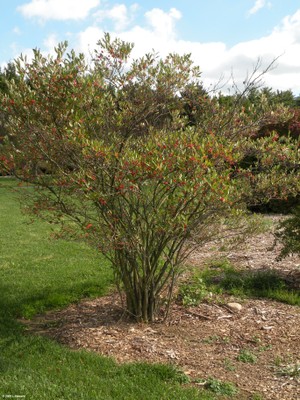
[124,283,157,322]
[114,251,161,322]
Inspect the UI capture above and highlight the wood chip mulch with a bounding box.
[22,216,300,400]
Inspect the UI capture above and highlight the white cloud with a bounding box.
[94,3,138,32]
[248,0,272,16]
[43,33,59,53]
[145,7,181,39]
[68,7,300,94]
[17,0,100,21]
[77,26,104,55]
[208,9,300,92]
[77,7,183,59]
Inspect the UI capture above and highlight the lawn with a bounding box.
[0,178,214,400]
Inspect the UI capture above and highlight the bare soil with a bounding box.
[22,216,300,400]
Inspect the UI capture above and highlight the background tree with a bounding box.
[275,206,300,258]
[1,34,299,322]
[0,63,19,148]
[0,62,19,94]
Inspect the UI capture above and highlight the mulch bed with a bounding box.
[22,216,300,400]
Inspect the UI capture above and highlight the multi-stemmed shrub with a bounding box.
[1,34,299,322]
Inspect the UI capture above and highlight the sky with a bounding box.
[1,0,300,95]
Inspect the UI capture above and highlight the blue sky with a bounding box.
[1,0,300,94]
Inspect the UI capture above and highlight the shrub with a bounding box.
[1,34,299,322]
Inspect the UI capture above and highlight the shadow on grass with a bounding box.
[0,180,217,399]
[0,313,212,400]
[201,261,300,306]
[0,279,113,321]
[0,290,213,400]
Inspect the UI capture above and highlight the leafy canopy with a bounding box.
[1,34,299,322]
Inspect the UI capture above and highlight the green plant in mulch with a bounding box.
[237,349,257,364]
[200,377,238,396]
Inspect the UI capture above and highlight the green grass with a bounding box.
[0,178,215,400]
[0,334,214,400]
[237,349,257,364]
[273,355,300,379]
[194,378,238,397]
[0,178,113,319]
[179,274,209,306]
[199,259,300,306]
[276,362,300,378]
